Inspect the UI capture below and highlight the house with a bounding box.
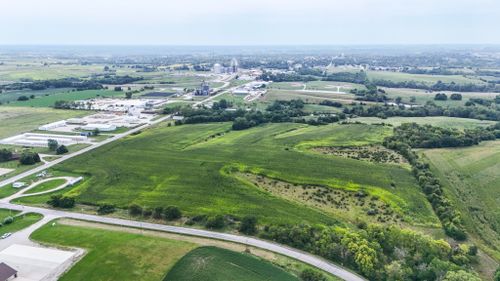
[0,262,17,281]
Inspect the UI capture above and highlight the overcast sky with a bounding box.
[1,0,499,45]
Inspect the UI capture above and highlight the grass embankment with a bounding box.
[24,122,436,226]
[164,246,300,281]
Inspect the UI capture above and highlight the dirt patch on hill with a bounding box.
[314,145,407,165]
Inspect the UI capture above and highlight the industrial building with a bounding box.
[212,58,239,74]
[81,123,117,132]
[195,81,211,96]
[0,133,88,148]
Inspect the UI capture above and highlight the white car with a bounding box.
[1,233,12,239]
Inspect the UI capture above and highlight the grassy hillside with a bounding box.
[28,122,437,226]
[164,246,301,281]
[367,70,486,85]
[352,116,496,129]
[423,140,500,260]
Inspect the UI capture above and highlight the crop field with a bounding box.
[381,87,499,106]
[9,89,122,107]
[422,140,500,259]
[268,81,364,92]
[26,122,437,226]
[31,220,197,281]
[0,107,88,139]
[0,88,72,104]
[164,246,300,281]
[367,70,486,85]
[352,116,496,129]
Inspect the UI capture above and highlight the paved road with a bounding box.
[0,201,365,281]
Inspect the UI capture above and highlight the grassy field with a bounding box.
[367,70,486,85]
[0,107,88,139]
[164,246,300,281]
[351,116,496,129]
[422,140,500,260]
[8,89,122,107]
[264,89,356,104]
[23,122,437,227]
[0,63,104,81]
[0,209,42,236]
[25,178,66,194]
[381,87,499,106]
[31,220,197,281]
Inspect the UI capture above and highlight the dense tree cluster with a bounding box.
[0,149,13,162]
[261,223,476,281]
[344,103,500,121]
[372,79,500,93]
[47,195,75,208]
[170,99,345,130]
[434,93,448,101]
[351,85,389,102]
[1,78,103,91]
[19,152,41,165]
[386,123,498,148]
[319,100,343,107]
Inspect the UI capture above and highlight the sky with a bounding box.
[1,0,499,45]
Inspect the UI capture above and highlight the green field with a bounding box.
[352,116,496,129]
[422,140,500,260]
[31,220,196,281]
[0,63,105,81]
[25,178,66,194]
[264,89,356,104]
[164,246,300,281]
[8,89,122,107]
[0,106,88,138]
[382,87,498,106]
[24,122,437,227]
[367,70,486,85]
[0,209,42,236]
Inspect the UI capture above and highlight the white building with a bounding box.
[38,121,67,131]
[213,63,223,74]
[81,124,117,132]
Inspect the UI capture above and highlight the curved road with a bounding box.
[0,201,365,281]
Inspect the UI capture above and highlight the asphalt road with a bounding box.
[0,201,366,281]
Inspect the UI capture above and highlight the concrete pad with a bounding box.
[0,244,77,281]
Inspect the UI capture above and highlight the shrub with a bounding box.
[47,195,75,208]
[2,216,14,225]
[128,204,143,216]
[19,152,41,165]
[97,204,116,215]
[152,207,164,219]
[164,206,182,220]
[239,216,258,235]
[56,145,69,155]
[300,269,327,281]
[17,95,29,101]
[0,149,13,162]
[205,215,225,229]
[48,139,58,151]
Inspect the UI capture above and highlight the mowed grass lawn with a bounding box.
[164,246,300,281]
[31,220,197,281]
[422,140,500,259]
[25,178,66,194]
[0,106,88,139]
[0,208,43,236]
[41,122,436,226]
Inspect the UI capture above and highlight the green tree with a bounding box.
[93,128,100,136]
[125,92,133,99]
[300,269,327,281]
[164,206,182,220]
[205,215,225,229]
[494,267,500,281]
[443,270,481,281]
[56,145,68,155]
[48,139,58,151]
[239,216,257,235]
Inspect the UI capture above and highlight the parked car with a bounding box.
[1,233,12,239]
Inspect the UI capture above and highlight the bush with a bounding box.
[19,152,41,165]
[17,95,29,101]
[434,93,448,101]
[239,216,258,235]
[450,93,462,100]
[152,207,164,219]
[300,269,327,281]
[128,204,143,216]
[205,215,225,229]
[47,195,75,208]
[48,139,58,151]
[164,206,182,220]
[97,204,116,215]
[494,267,500,281]
[2,216,14,225]
[0,149,13,162]
[56,145,69,155]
